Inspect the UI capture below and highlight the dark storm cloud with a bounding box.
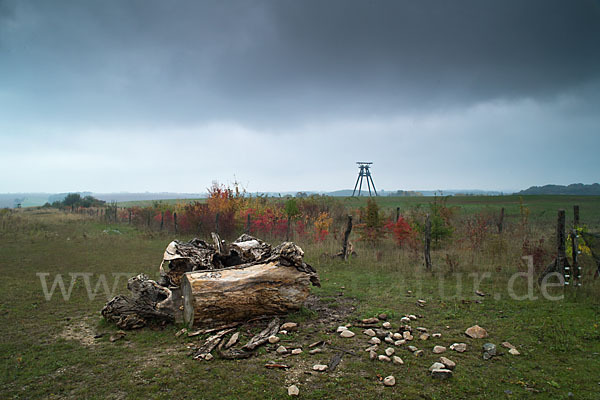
[1,0,599,127]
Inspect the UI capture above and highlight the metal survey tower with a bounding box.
[352,162,378,197]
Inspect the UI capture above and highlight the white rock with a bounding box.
[417,327,428,332]
[433,345,447,354]
[378,355,391,362]
[393,332,403,340]
[365,345,379,352]
[414,350,424,357]
[313,364,328,372]
[509,348,520,355]
[281,322,298,331]
[432,333,442,338]
[431,369,453,379]
[407,345,418,352]
[204,353,213,361]
[419,333,430,341]
[382,322,392,329]
[369,350,377,360]
[340,330,355,338]
[369,337,381,345]
[337,326,348,333]
[401,317,411,324]
[309,348,322,355]
[409,315,417,320]
[403,331,413,341]
[280,330,288,335]
[439,356,456,370]
[288,385,299,396]
[383,375,396,386]
[291,348,303,355]
[394,340,406,346]
[268,335,280,344]
[450,343,467,353]
[363,329,376,337]
[393,356,404,365]
[429,362,446,371]
[384,336,394,344]
[385,347,395,356]
[501,341,516,350]
[276,345,288,354]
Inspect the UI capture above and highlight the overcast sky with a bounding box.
[1,0,599,193]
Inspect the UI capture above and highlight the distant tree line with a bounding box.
[44,193,106,209]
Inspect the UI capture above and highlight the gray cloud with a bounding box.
[1,0,599,128]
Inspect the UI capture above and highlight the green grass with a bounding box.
[1,202,599,399]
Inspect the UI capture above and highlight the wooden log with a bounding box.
[497,207,504,234]
[181,263,311,328]
[341,215,353,261]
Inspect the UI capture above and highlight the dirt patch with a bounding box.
[57,316,97,347]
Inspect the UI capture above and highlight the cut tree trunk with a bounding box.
[182,263,311,328]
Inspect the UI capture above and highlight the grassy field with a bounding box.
[1,197,599,399]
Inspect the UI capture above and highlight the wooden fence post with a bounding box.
[286,217,291,241]
[396,207,400,222]
[245,214,251,234]
[572,205,581,285]
[160,211,164,231]
[497,207,505,233]
[174,212,178,234]
[341,215,353,261]
[128,210,132,225]
[425,214,432,270]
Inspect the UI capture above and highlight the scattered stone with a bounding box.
[362,317,379,324]
[337,326,348,333]
[407,345,418,352]
[382,321,392,329]
[385,347,395,356]
[204,353,214,361]
[414,350,424,357]
[393,356,404,365]
[340,330,355,338]
[403,331,413,341]
[313,364,328,372]
[309,348,322,355]
[465,325,488,339]
[384,336,394,344]
[369,337,381,345]
[281,322,298,331]
[378,313,388,320]
[394,340,406,346]
[407,290,413,294]
[432,333,442,338]
[175,328,187,337]
[374,329,389,338]
[475,290,485,297]
[482,343,497,360]
[417,299,427,305]
[439,356,456,370]
[268,335,280,344]
[450,343,467,352]
[433,345,447,354]
[365,344,379,352]
[378,355,391,362]
[291,348,303,355]
[288,385,299,396]
[225,332,240,349]
[393,332,403,340]
[369,350,377,360]
[419,333,430,341]
[431,369,453,380]
[429,362,446,371]
[383,376,396,386]
[364,329,376,337]
[400,317,411,324]
[501,341,516,350]
[416,327,428,332]
[276,345,288,354]
[280,330,288,335]
[409,315,417,321]
[509,348,520,355]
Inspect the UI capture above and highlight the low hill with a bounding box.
[517,183,600,195]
